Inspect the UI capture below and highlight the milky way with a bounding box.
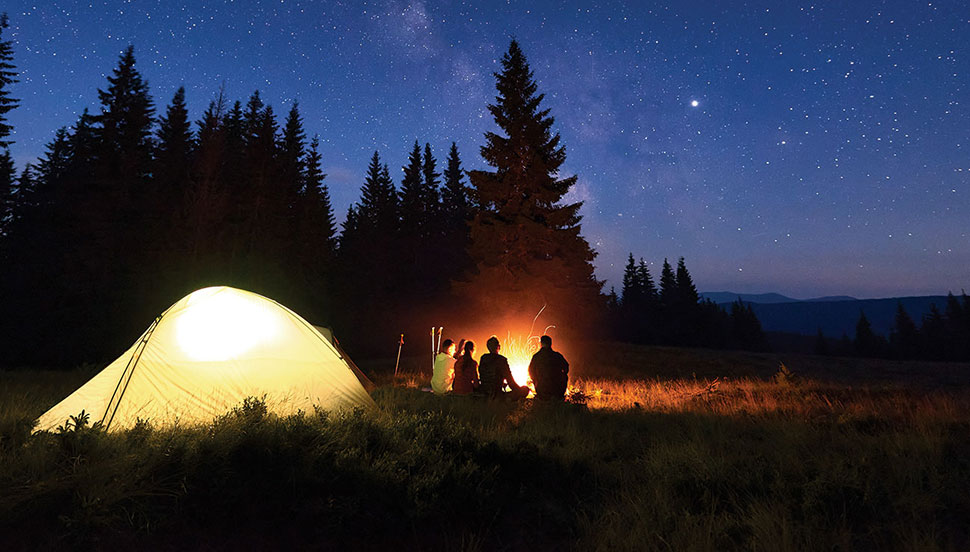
[4,1,968,298]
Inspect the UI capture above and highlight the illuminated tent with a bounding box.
[35,286,376,432]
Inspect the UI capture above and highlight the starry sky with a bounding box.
[3,1,968,299]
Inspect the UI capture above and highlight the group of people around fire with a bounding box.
[431,334,569,401]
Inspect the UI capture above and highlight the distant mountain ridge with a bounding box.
[699,291,951,337]
[700,292,859,304]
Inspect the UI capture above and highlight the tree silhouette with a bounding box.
[0,13,18,147]
[0,13,19,236]
[459,39,602,329]
[853,310,885,358]
[889,302,920,359]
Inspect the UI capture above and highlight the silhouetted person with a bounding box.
[478,336,528,399]
[528,335,569,401]
[452,340,479,395]
[431,339,456,395]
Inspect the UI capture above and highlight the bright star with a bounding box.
[690,100,699,107]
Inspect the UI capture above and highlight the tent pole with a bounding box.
[101,313,163,431]
[394,334,404,376]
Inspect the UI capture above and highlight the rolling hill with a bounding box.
[701,292,953,337]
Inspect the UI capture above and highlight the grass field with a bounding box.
[2,343,970,551]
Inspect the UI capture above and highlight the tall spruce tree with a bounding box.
[399,140,426,236]
[921,304,946,360]
[155,87,193,198]
[422,142,441,221]
[91,46,157,347]
[675,257,699,306]
[154,86,194,262]
[440,142,473,278]
[185,94,230,271]
[460,40,602,327]
[0,13,17,235]
[658,258,676,308]
[0,13,17,147]
[854,310,882,358]
[621,254,640,308]
[297,135,336,320]
[303,135,335,256]
[889,302,920,359]
[280,102,307,203]
[0,148,12,234]
[637,259,658,302]
[337,151,401,347]
[398,140,442,299]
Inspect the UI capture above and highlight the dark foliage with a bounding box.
[804,296,970,361]
[455,39,604,334]
[612,253,767,352]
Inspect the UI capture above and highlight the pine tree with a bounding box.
[341,151,400,255]
[943,292,965,360]
[296,135,336,321]
[0,148,12,233]
[729,299,766,351]
[621,253,640,309]
[155,87,193,195]
[9,164,33,225]
[853,310,882,358]
[96,46,155,177]
[279,102,306,199]
[439,142,473,279]
[441,142,472,216]
[0,13,18,147]
[399,140,426,236]
[422,143,441,221]
[337,151,401,345]
[618,253,641,342]
[459,39,602,327]
[920,303,946,360]
[91,46,156,327]
[637,259,658,302]
[0,13,17,234]
[154,87,194,255]
[185,94,230,270]
[889,303,920,359]
[304,135,335,255]
[658,258,676,308]
[35,127,71,193]
[675,257,699,306]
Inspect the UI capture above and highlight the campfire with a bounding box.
[501,331,541,395]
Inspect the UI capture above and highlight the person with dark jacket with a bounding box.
[452,340,479,395]
[528,335,569,400]
[478,336,528,399]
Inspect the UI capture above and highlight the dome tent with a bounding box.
[36,286,376,432]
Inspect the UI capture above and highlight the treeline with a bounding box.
[818,292,970,361]
[607,254,767,351]
[0,32,604,365]
[0,46,354,363]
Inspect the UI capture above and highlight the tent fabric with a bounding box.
[36,286,376,432]
[312,325,375,392]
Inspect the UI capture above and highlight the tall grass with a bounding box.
[2,346,970,550]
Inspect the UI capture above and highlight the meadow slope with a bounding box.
[2,344,969,551]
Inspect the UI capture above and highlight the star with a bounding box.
[690,100,699,107]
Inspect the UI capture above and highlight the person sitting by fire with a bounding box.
[431,339,457,395]
[451,340,480,395]
[478,336,529,400]
[528,335,569,401]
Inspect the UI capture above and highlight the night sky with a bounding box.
[3,1,968,299]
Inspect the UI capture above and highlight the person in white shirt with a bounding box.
[431,339,457,394]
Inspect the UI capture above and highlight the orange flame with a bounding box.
[502,331,539,393]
